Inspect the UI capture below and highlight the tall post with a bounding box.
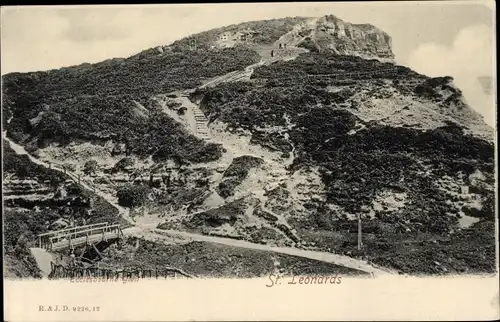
[357,213,362,251]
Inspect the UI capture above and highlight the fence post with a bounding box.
[357,213,362,251]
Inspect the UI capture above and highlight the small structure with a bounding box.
[460,185,469,195]
[217,32,230,41]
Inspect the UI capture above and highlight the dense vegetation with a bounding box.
[170,17,308,51]
[117,184,152,208]
[101,238,366,277]
[217,155,264,198]
[2,46,258,163]
[197,52,496,274]
[186,198,247,228]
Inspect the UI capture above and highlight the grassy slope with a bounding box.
[196,52,496,274]
[2,46,260,163]
[170,17,309,51]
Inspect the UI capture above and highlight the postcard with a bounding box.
[2,1,498,321]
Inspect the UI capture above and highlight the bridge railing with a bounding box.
[39,222,109,238]
[46,161,99,190]
[38,223,123,250]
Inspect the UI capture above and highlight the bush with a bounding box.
[117,184,151,208]
[217,156,263,198]
[298,37,320,52]
[113,157,135,172]
[83,160,98,176]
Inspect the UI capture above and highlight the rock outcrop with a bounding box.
[202,15,394,62]
[313,15,394,60]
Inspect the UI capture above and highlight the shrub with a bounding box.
[83,160,98,176]
[113,157,135,172]
[117,184,151,208]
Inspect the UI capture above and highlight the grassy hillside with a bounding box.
[2,46,260,163]
[195,52,496,274]
[170,17,309,51]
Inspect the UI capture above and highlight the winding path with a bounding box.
[144,229,395,276]
[3,132,134,225]
[3,60,398,277]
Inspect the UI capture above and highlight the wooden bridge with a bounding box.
[37,222,123,251]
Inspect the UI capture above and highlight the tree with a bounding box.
[83,160,99,176]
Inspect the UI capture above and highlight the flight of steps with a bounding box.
[192,106,212,140]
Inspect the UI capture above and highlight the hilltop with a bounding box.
[168,15,394,61]
[2,15,496,276]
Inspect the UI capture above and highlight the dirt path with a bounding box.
[199,58,272,89]
[144,228,396,276]
[4,62,398,277]
[3,132,134,225]
[5,131,395,277]
[29,248,56,277]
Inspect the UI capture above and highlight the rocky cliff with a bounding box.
[169,15,394,62]
[281,15,394,61]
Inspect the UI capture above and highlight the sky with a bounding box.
[1,1,496,125]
